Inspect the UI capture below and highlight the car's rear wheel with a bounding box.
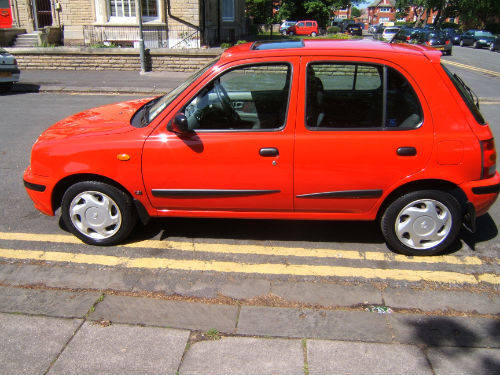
[0,82,13,92]
[490,43,495,51]
[473,41,479,49]
[289,31,294,36]
[61,181,137,246]
[381,190,462,256]
[459,40,464,46]
[311,32,317,37]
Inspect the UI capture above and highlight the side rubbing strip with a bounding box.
[152,189,281,198]
[23,180,46,192]
[296,190,383,199]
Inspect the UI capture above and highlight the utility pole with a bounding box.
[136,0,146,73]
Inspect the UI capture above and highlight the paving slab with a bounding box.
[237,305,392,342]
[48,321,189,375]
[427,347,500,375]
[307,340,432,375]
[133,271,271,300]
[389,313,500,348]
[383,287,500,315]
[0,285,100,318]
[0,313,82,375]
[0,263,140,291]
[271,281,383,307]
[179,337,304,375]
[89,294,239,332]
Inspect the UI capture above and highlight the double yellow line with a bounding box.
[0,232,498,285]
[442,60,500,78]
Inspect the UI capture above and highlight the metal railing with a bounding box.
[83,25,200,49]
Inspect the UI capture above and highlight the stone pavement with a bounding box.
[0,284,499,375]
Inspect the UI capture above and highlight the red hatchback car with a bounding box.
[24,40,499,256]
[287,20,319,36]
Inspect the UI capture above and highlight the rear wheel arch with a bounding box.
[377,179,467,221]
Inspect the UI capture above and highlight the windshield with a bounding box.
[476,31,493,37]
[442,64,485,125]
[147,58,218,122]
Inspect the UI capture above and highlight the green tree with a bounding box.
[351,6,362,17]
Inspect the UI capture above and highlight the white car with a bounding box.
[0,48,20,92]
[381,27,400,42]
[279,21,296,35]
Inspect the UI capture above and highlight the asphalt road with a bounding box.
[0,45,499,303]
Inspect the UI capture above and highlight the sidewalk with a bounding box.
[13,69,191,95]
[1,282,499,375]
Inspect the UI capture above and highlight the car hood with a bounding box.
[37,98,151,142]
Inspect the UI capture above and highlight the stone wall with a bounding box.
[6,47,222,72]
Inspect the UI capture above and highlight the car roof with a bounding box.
[221,39,442,63]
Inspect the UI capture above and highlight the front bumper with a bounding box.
[23,166,55,216]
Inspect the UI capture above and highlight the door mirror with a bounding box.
[167,114,190,134]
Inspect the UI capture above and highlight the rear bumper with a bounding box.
[460,172,500,217]
[0,68,20,83]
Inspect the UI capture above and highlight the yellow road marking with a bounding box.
[0,232,486,266]
[442,60,500,78]
[0,248,491,285]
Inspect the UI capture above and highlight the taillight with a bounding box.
[445,40,450,45]
[481,139,497,179]
[426,41,431,46]
[13,58,17,65]
[406,36,410,41]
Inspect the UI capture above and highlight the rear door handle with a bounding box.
[397,147,417,156]
[259,148,279,157]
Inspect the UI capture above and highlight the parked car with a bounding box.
[0,48,20,92]
[24,39,500,256]
[488,37,500,52]
[459,30,495,49]
[374,26,400,42]
[331,19,356,33]
[411,30,453,55]
[279,21,296,35]
[345,24,362,36]
[443,28,462,45]
[287,20,319,36]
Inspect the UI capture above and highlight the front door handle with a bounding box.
[397,147,417,156]
[259,148,279,157]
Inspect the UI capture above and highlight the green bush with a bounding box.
[220,42,232,49]
[327,26,340,34]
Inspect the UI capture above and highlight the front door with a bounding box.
[294,58,433,216]
[0,0,12,29]
[35,0,52,29]
[142,59,298,214]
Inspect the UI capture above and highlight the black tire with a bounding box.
[311,32,317,37]
[489,43,495,51]
[381,190,462,256]
[0,82,13,92]
[473,41,479,49]
[61,181,137,246]
[459,40,464,47]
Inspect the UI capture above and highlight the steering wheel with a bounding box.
[214,81,240,121]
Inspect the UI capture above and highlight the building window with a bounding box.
[108,0,158,20]
[222,0,235,22]
[379,7,391,12]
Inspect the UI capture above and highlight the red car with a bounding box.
[287,20,319,36]
[24,39,499,256]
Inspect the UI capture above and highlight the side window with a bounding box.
[183,64,291,131]
[305,63,422,129]
[306,22,313,27]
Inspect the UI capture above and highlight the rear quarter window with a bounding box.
[442,64,486,125]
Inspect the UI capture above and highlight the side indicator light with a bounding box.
[117,153,130,161]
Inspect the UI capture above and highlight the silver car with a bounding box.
[0,48,20,92]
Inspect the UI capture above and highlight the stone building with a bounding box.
[8,0,245,47]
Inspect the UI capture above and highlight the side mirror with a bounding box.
[167,114,190,134]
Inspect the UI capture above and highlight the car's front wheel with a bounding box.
[61,181,137,246]
[381,190,462,256]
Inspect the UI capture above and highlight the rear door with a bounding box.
[0,0,12,29]
[294,57,434,217]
